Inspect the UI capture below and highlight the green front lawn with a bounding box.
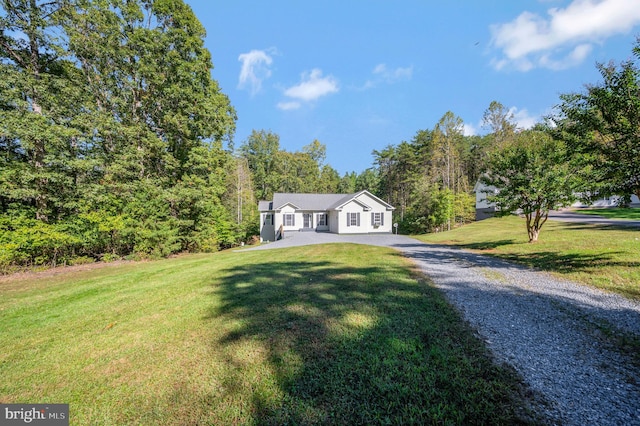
[0,244,536,425]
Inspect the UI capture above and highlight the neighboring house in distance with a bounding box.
[474,180,498,221]
[474,180,640,221]
[570,194,640,208]
[258,190,395,242]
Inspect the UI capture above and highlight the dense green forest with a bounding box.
[1,1,638,271]
[0,0,245,271]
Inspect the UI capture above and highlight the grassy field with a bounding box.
[416,215,640,300]
[0,244,537,425]
[574,207,640,220]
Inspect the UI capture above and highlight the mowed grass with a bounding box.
[416,216,640,300]
[574,207,640,220]
[0,244,538,425]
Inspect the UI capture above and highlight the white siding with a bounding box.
[329,210,340,233]
[279,206,301,232]
[338,201,368,234]
[354,193,393,233]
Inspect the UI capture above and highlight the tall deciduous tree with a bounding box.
[62,0,237,254]
[430,111,468,230]
[554,39,640,202]
[337,171,357,193]
[240,129,280,200]
[372,145,396,203]
[355,168,380,194]
[481,130,577,242]
[431,111,466,194]
[275,150,319,193]
[0,0,83,222]
[482,101,517,145]
[318,164,341,193]
[302,139,326,166]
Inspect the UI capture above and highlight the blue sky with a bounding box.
[187,0,640,175]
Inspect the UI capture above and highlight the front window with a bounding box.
[317,213,327,226]
[372,212,383,226]
[283,213,295,227]
[347,212,360,227]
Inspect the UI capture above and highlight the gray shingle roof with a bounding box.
[271,193,353,211]
[258,200,273,211]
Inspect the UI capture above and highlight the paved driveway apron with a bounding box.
[243,232,640,425]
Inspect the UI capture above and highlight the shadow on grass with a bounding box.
[558,221,640,231]
[494,251,640,274]
[418,237,639,275]
[393,242,625,272]
[451,239,518,251]
[204,254,536,425]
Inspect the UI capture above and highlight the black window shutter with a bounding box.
[357,213,360,226]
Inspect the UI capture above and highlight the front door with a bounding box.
[303,213,312,228]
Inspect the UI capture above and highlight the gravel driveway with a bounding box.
[243,232,640,425]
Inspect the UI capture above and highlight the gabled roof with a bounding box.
[329,194,372,211]
[259,190,395,212]
[331,190,395,211]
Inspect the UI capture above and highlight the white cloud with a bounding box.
[539,43,593,70]
[238,49,274,95]
[283,69,338,102]
[509,107,538,129]
[276,101,301,111]
[361,64,413,89]
[463,123,478,136]
[373,63,414,81]
[490,0,640,71]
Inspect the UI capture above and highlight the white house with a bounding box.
[258,190,395,242]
